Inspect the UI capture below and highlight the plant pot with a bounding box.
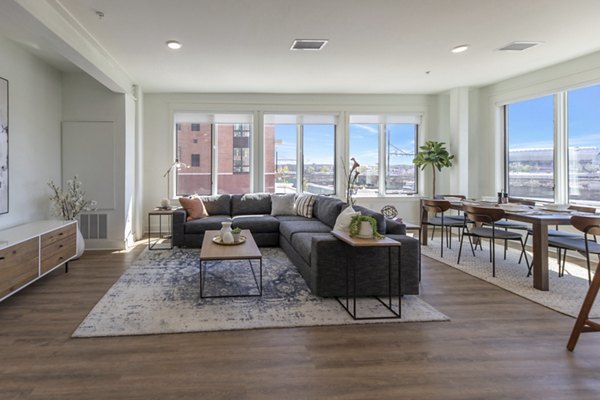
[358,220,373,238]
[232,233,241,243]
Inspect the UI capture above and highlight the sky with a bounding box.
[508,84,600,149]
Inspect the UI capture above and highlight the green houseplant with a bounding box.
[348,215,383,239]
[412,140,455,197]
[231,226,242,242]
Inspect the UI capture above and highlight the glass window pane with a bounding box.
[217,123,251,194]
[386,124,417,194]
[264,124,297,193]
[506,95,555,200]
[349,123,379,196]
[176,122,212,195]
[303,125,335,195]
[568,84,600,202]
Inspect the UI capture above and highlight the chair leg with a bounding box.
[567,261,600,351]
[586,253,592,285]
[492,238,496,277]
[519,238,530,272]
[457,230,465,264]
[431,226,436,240]
[519,232,530,264]
[440,223,444,258]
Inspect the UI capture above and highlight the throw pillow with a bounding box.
[294,194,316,218]
[333,206,361,233]
[270,193,296,216]
[178,196,208,221]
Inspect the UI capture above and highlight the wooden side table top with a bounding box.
[200,229,262,260]
[331,230,402,248]
[150,207,181,215]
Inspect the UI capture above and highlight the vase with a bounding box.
[232,232,241,243]
[75,220,85,259]
[358,221,373,238]
[220,221,234,244]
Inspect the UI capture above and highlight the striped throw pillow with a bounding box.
[294,194,316,218]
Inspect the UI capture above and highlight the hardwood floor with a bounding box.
[1,241,600,400]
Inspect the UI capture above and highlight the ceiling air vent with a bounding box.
[290,39,328,51]
[497,41,542,51]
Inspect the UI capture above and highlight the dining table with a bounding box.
[420,200,587,291]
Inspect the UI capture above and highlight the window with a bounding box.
[349,115,419,195]
[567,85,600,202]
[505,95,555,200]
[191,154,200,167]
[174,113,252,195]
[264,114,336,194]
[504,82,600,204]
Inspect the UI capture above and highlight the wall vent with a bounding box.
[79,214,108,239]
[290,39,328,51]
[497,41,541,51]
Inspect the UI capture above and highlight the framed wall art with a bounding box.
[0,77,8,214]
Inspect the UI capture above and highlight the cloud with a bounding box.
[352,124,378,134]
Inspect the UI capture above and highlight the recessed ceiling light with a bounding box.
[290,39,328,51]
[451,44,469,53]
[166,40,182,50]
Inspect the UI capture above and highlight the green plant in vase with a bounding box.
[231,227,242,242]
[412,140,454,198]
[348,215,383,239]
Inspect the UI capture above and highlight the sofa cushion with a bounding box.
[231,215,280,233]
[289,232,328,264]
[354,205,386,234]
[270,193,296,216]
[279,220,332,243]
[178,196,208,221]
[313,196,344,228]
[294,194,316,217]
[231,193,272,215]
[200,195,231,216]
[275,215,314,222]
[184,215,231,234]
[333,205,360,232]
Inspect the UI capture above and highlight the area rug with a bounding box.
[73,248,448,337]
[421,237,600,318]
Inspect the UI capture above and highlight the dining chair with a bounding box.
[487,197,533,260]
[519,204,597,264]
[421,199,464,258]
[458,204,530,277]
[547,215,600,284]
[432,194,467,240]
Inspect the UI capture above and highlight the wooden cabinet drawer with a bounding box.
[41,234,76,274]
[41,223,76,247]
[0,238,40,298]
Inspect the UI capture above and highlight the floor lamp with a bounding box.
[162,159,187,208]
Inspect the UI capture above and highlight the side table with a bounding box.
[148,208,177,250]
[331,230,402,320]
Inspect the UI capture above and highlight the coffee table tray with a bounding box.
[211,235,246,246]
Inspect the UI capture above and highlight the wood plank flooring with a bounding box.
[1,241,600,400]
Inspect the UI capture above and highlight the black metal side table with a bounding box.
[148,208,177,250]
[331,230,402,320]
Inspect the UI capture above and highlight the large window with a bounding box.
[505,95,555,200]
[504,82,600,204]
[349,115,419,195]
[264,114,336,195]
[174,113,252,196]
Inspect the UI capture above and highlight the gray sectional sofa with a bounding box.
[172,193,419,297]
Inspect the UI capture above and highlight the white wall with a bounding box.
[142,93,437,226]
[62,72,130,249]
[0,35,62,229]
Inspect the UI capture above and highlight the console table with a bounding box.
[0,220,77,302]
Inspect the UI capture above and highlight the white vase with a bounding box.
[75,221,85,259]
[220,221,234,244]
[358,220,373,238]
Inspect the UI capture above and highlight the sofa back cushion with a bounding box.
[231,193,272,215]
[353,205,386,234]
[313,196,344,228]
[200,194,231,215]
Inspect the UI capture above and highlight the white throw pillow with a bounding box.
[333,206,361,233]
[270,193,296,216]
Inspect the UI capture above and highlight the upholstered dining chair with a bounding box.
[421,199,464,258]
[547,215,600,284]
[458,204,530,277]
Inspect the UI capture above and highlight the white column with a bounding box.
[449,87,470,197]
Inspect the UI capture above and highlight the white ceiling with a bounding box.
[8,0,600,94]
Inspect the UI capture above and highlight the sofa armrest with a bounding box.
[172,209,187,247]
[385,218,406,235]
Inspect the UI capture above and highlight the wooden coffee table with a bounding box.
[199,229,262,298]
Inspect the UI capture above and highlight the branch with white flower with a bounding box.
[48,176,97,221]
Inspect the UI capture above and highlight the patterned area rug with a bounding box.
[421,237,600,318]
[73,247,448,337]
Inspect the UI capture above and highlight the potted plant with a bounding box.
[231,226,242,243]
[348,215,383,239]
[412,140,454,198]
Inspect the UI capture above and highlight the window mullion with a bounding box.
[378,123,386,195]
[555,93,568,204]
[211,124,217,195]
[297,124,303,193]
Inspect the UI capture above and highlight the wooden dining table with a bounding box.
[421,201,580,291]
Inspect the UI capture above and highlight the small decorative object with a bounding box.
[348,215,383,240]
[232,227,242,242]
[48,176,97,258]
[160,198,171,209]
[345,157,361,205]
[219,221,234,244]
[412,140,454,198]
[381,205,398,219]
